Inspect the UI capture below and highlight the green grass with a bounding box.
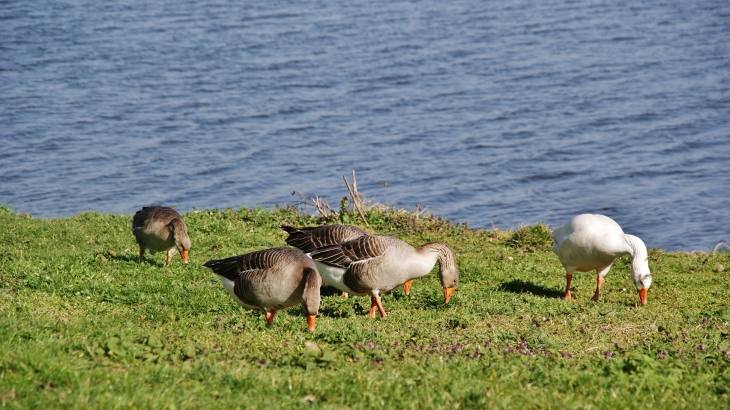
[1,204,729,409]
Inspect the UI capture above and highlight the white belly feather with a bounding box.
[216,275,259,310]
[314,261,360,295]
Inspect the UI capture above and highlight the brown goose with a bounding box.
[281,225,416,296]
[132,206,190,266]
[203,248,321,331]
[309,235,458,317]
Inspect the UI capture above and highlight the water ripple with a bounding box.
[1,0,728,250]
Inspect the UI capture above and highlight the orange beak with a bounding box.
[638,288,648,305]
[443,287,456,304]
[180,250,189,264]
[403,280,413,296]
[306,315,316,332]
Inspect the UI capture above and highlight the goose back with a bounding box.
[281,224,368,253]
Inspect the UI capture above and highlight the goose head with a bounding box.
[627,234,651,305]
[632,262,651,305]
[171,221,191,264]
[430,243,458,303]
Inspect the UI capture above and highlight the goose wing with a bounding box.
[203,248,285,280]
[310,235,392,268]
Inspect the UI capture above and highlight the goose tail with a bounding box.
[202,256,240,281]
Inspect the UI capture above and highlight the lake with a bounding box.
[1,0,728,250]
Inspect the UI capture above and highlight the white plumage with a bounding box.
[551,214,652,305]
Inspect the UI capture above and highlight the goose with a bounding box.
[551,214,652,305]
[202,248,321,331]
[309,235,458,317]
[281,224,416,296]
[132,206,190,266]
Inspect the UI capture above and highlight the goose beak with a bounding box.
[307,315,316,332]
[443,287,456,304]
[638,288,648,305]
[180,250,189,264]
[403,280,413,296]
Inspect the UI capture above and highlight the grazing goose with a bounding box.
[309,235,458,317]
[202,248,321,331]
[132,206,190,266]
[281,225,416,296]
[551,214,652,305]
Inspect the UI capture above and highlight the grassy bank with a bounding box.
[1,204,729,409]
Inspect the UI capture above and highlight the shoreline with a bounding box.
[2,204,725,255]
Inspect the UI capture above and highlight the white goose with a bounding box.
[281,225,417,297]
[203,248,321,331]
[551,214,652,305]
[309,235,458,317]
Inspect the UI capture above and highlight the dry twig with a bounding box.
[310,196,334,218]
[342,170,369,227]
[712,242,729,255]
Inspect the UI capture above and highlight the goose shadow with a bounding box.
[319,286,346,298]
[498,279,564,299]
[107,253,167,267]
[108,254,141,263]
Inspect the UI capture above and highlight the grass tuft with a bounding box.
[506,222,554,252]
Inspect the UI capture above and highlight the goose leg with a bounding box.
[591,276,605,301]
[264,310,277,325]
[342,291,349,298]
[368,296,387,318]
[368,298,377,317]
[403,280,413,296]
[592,267,611,301]
[165,251,173,267]
[138,244,145,263]
[564,274,573,300]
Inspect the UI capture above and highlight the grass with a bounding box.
[1,204,730,409]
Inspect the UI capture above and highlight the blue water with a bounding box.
[1,0,729,251]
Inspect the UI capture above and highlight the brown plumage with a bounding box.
[132,206,190,266]
[203,248,321,331]
[281,224,416,296]
[310,235,458,318]
[281,224,368,253]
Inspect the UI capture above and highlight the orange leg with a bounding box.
[165,251,173,267]
[591,276,605,301]
[265,310,277,325]
[138,244,145,263]
[564,274,573,300]
[368,298,377,317]
[368,296,387,318]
